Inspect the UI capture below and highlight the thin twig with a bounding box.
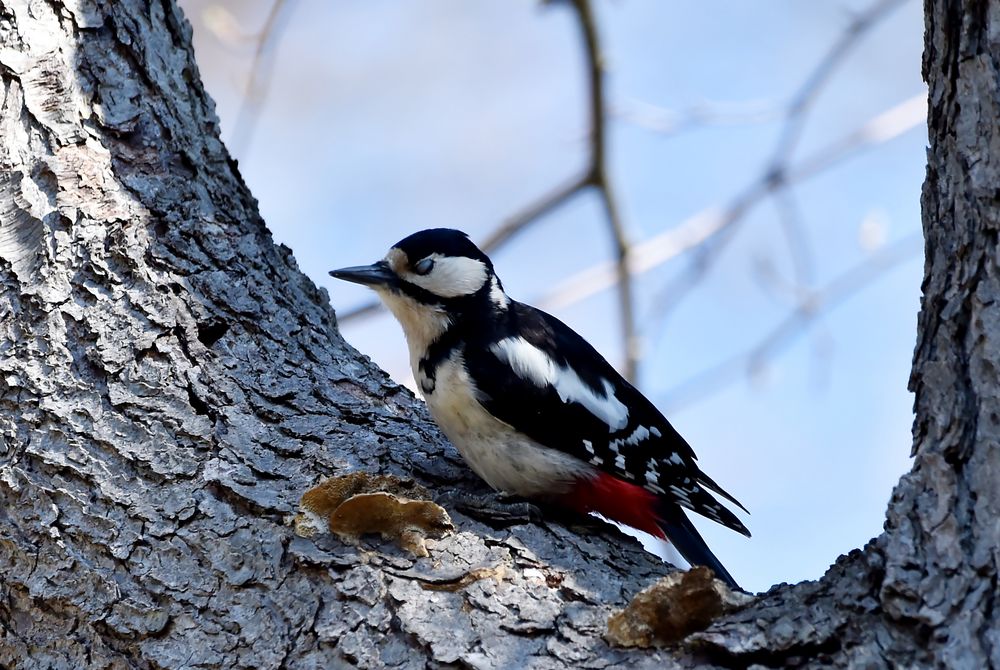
[790,93,926,183]
[534,93,924,313]
[645,0,912,329]
[569,0,638,382]
[613,97,784,136]
[767,0,909,169]
[335,299,383,323]
[230,0,297,156]
[479,172,590,253]
[658,233,923,411]
[773,188,815,289]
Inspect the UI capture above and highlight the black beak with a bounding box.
[328,261,397,288]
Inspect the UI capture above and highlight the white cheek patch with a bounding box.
[490,337,629,432]
[406,254,489,298]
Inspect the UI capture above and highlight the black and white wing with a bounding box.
[463,301,749,536]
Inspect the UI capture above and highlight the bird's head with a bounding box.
[330,228,508,346]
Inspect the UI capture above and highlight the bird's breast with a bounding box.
[417,350,592,498]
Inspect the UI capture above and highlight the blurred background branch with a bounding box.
[646,0,910,331]
[659,232,922,411]
[228,0,296,155]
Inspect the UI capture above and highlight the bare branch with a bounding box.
[613,97,784,136]
[479,171,590,253]
[647,0,913,330]
[790,93,926,182]
[534,92,924,313]
[568,0,639,382]
[230,0,297,156]
[773,187,815,289]
[539,189,753,312]
[658,233,923,411]
[768,0,910,167]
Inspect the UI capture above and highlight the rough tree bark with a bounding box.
[0,1,994,669]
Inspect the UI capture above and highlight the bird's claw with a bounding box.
[438,490,543,526]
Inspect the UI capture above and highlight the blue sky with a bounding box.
[182,0,926,593]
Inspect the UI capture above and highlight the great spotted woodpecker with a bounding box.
[330,228,749,589]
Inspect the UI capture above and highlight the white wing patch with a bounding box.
[490,337,629,432]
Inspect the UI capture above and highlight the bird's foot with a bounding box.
[438,490,543,526]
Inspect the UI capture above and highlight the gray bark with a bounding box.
[0,1,995,669]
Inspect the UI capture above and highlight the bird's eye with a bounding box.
[413,258,435,275]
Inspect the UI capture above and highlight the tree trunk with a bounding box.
[0,1,995,669]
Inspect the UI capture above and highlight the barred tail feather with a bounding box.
[696,471,750,515]
[656,506,742,591]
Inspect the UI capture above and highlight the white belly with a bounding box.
[417,351,592,498]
